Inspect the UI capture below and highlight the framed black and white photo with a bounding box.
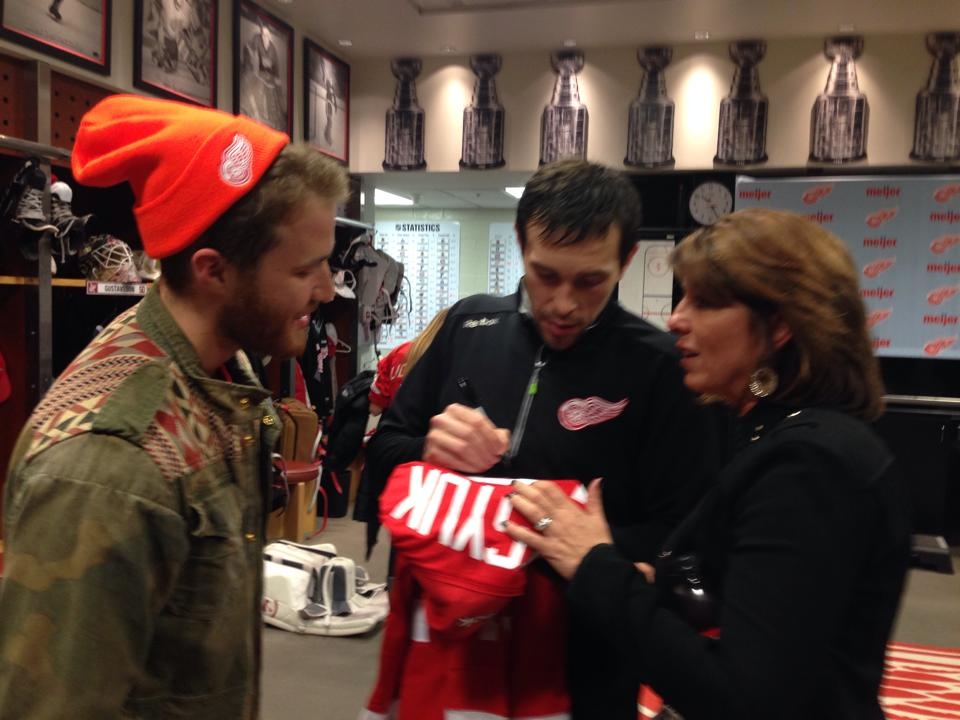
[233,0,292,135]
[0,0,111,74]
[134,0,217,107]
[303,38,349,163]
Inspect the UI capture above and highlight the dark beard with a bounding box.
[219,275,310,361]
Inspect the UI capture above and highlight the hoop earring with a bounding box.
[748,367,778,398]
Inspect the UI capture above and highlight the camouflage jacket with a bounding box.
[0,286,280,719]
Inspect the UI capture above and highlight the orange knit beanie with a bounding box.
[71,94,289,259]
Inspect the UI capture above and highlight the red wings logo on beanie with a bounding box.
[220,134,254,187]
[70,94,289,258]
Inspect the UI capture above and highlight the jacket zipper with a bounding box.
[503,346,546,466]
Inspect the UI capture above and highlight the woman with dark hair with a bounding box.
[507,208,911,719]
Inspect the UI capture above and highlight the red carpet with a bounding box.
[637,642,960,719]
[881,642,960,720]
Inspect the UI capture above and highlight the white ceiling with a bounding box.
[260,0,960,209]
[368,170,535,209]
[266,0,958,61]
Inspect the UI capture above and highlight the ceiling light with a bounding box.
[441,44,458,54]
[562,38,577,47]
[338,39,353,47]
[694,30,710,41]
[838,23,856,33]
[412,0,629,13]
[374,188,415,206]
[504,186,525,199]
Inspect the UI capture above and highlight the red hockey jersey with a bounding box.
[362,462,588,720]
[368,341,411,411]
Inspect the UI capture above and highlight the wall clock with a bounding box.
[688,181,733,225]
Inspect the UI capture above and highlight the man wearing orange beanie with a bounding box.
[0,94,349,719]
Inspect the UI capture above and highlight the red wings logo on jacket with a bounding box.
[557,396,629,431]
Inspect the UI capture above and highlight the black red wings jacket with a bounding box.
[566,404,910,719]
[366,289,723,562]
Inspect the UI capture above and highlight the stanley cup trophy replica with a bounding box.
[715,40,768,165]
[911,32,960,162]
[461,54,506,169]
[625,46,675,167]
[539,49,588,165]
[383,57,426,170]
[809,36,869,163]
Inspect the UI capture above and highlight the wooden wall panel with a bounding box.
[49,71,112,150]
[0,54,36,142]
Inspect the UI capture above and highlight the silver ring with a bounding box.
[534,515,553,532]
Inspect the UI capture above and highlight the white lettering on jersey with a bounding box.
[416,469,452,536]
[389,467,528,570]
[438,473,472,546]
[487,496,526,569]
[389,464,439,527]
[450,483,493,561]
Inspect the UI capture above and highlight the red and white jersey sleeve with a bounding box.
[368,342,411,410]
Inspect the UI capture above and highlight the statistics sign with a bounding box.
[376,221,460,350]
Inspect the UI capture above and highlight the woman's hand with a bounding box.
[505,478,613,580]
